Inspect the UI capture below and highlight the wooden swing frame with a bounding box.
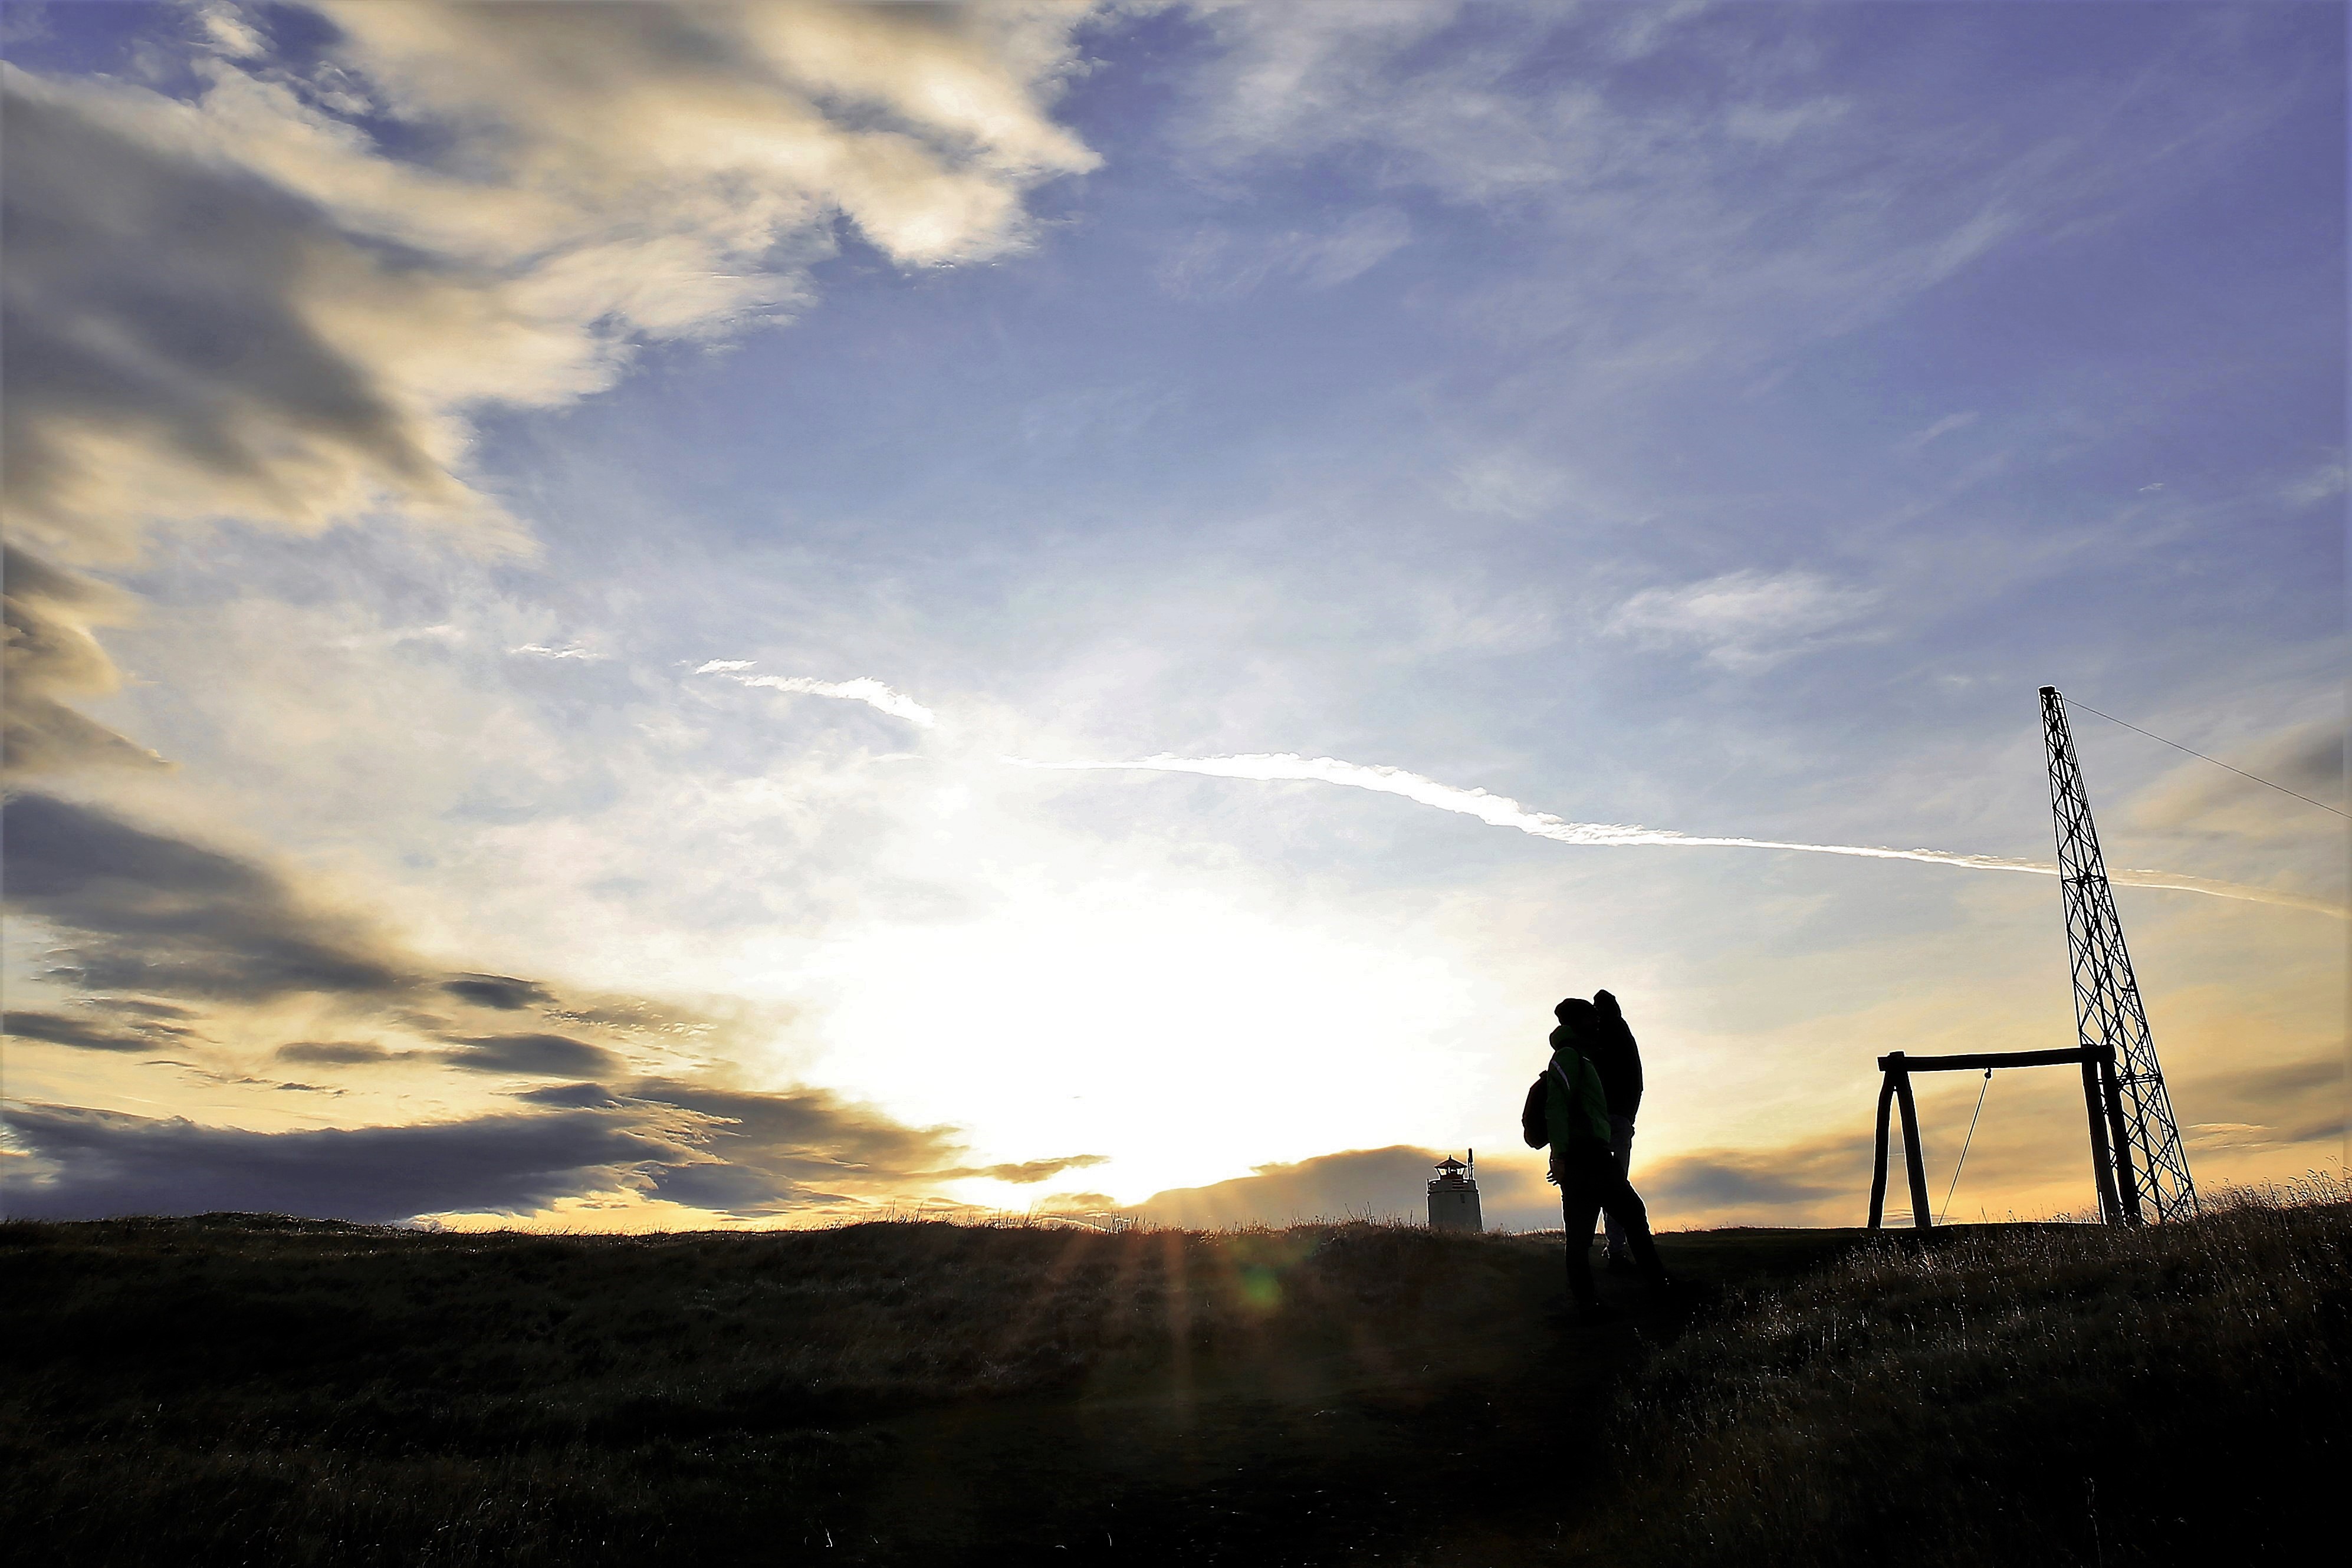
[1866,1044,2127,1230]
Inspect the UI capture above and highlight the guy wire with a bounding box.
[2064,697,2348,820]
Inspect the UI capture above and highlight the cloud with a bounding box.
[437,1033,628,1080]
[709,669,939,728]
[1139,1144,1549,1228]
[274,1040,398,1066]
[2,791,410,1001]
[441,974,557,1012]
[0,783,846,1140]
[3,2,1095,772]
[1896,410,1980,455]
[2,1008,188,1053]
[1022,751,2346,915]
[2279,462,2347,507]
[2,1067,1101,1224]
[317,1,1098,267]
[2,797,775,1080]
[1008,750,2346,915]
[2126,718,2345,838]
[1606,568,1878,670]
[2,546,172,779]
[1445,451,1570,520]
[1640,1142,1858,1216]
[517,1079,1104,1218]
[2176,1056,2347,1152]
[610,1078,964,1212]
[1172,2,1479,176]
[0,792,754,1079]
[2,65,536,559]
[90,997,199,1022]
[1155,205,1412,299]
[1164,1,2242,390]
[0,1100,684,1222]
[510,643,595,660]
[922,1154,1112,1186]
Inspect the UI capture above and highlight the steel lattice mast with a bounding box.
[2040,686,2197,1224]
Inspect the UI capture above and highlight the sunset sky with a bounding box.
[4,0,2344,1233]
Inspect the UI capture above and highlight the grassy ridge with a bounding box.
[4,1188,2344,1565]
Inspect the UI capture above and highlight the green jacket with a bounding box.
[1543,1039,1614,1153]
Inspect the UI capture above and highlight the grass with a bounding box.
[1587,1175,2352,1567]
[3,1183,2344,1564]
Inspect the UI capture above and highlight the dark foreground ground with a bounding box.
[4,1182,2346,1567]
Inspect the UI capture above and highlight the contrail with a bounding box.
[1009,752,2345,918]
[698,663,936,728]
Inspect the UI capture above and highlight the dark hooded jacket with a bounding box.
[1522,1031,1612,1161]
[1584,989,1644,1122]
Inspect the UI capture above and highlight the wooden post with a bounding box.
[2079,1051,2123,1224]
[1891,1060,1931,1228]
[1868,1070,1898,1229]
[2100,1049,2143,1225]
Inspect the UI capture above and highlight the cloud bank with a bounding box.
[0,789,1096,1222]
[4,791,410,1001]
[1,1073,1112,1225]
[1140,1145,1549,1230]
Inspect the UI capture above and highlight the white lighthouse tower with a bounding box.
[1426,1150,1483,1232]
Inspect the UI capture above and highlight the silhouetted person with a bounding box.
[1520,997,1667,1320]
[1587,989,1644,1273]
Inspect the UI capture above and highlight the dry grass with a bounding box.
[0,1214,1538,1565]
[8,1188,2344,1566]
[1584,1175,2352,1567]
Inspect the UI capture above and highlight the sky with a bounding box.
[2,0,2344,1234]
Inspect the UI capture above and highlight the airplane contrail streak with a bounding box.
[1009,752,2345,918]
[698,664,937,727]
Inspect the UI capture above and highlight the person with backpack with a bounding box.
[1520,996,1669,1320]
[1586,989,1644,1274]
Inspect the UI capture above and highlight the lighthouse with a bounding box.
[1427,1150,1483,1232]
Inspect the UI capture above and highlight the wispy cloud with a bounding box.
[1896,410,1979,455]
[511,643,595,660]
[1009,751,2346,916]
[1155,205,1412,300]
[702,667,937,728]
[2280,461,2346,507]
[1606,569,1877,670]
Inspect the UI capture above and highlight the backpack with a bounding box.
[1520,1076,1549,1148]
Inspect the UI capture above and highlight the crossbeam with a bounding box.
[1877,1047,2096,1073]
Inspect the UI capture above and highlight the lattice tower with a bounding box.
[2040,686,2197,1223]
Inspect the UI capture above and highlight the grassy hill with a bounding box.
[4,1179,2344,1566]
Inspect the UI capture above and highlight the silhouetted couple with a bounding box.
[1520,990,1668,1321]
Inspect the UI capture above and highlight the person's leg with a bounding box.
[1604,1115,1637,1262]
[1559,1170,1606,1309]
[1597,1169,1668,1284]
